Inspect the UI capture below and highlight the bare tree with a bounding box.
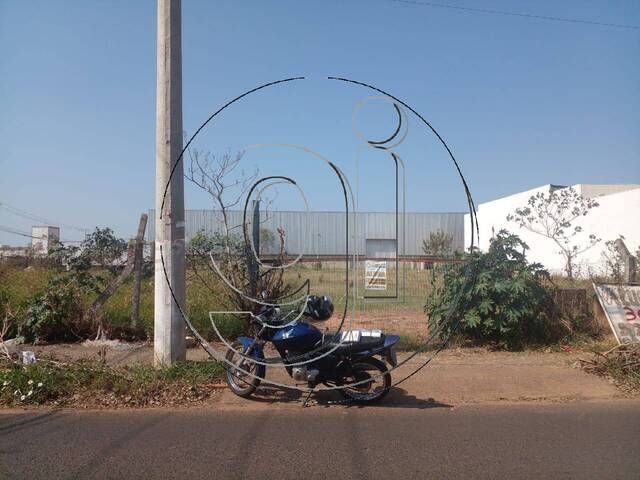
[185,149,258,242]
[601,236,626,282]
[507,187,600,278]
[184,149,291,317]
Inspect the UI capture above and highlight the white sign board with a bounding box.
[365,260,387,290]
[593,283,640,344]
[340,329,383,343]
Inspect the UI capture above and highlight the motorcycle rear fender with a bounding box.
[351,334,400,366]
[365,334,400,356]
[236,336,264,358]
[383,335,400,349]
[383,335,399,366]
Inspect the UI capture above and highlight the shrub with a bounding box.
[20,276,93,342]
[187,230,292,325]
[426,230,566,348]
[188,309,246,341]
[422,229,455,257]
[17,227,129,342]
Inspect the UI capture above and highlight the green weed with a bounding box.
[0,359,224,407]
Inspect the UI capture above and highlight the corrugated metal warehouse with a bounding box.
[147,210,465,257]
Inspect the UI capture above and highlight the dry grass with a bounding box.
[1,262,446,338]
[2,262,603,346]
[579,343,640,394]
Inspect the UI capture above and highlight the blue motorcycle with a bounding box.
[224,295,399,403]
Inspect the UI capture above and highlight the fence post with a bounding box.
[131,214,149,327]
[248,200,260,297]
[83,215,148,340]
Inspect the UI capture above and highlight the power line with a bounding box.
[390,0,640,30]
[0,224,83,243]
[0,201,88,233]
[0,225,42,240]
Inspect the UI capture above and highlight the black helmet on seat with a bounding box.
[305,295,334,321]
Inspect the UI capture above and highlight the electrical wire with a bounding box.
[390,0,640,30]
[0,224,82,243]
[0,225,42,240]
[0,201,88,234]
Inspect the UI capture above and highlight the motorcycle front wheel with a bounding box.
[338,357,391,403]
[224,341,265,398]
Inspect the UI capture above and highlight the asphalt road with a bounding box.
[1,400,639,480]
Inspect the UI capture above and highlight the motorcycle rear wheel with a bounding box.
[338,357,391,403]
[224,341,265,398]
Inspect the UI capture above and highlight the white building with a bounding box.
[31,226,60,255]
[464,184,640,276]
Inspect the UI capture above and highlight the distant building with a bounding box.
[147,210,466,258]
[31,226,60,255]
[465,184,640,275]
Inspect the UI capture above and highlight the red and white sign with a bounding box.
[593,283,640,344]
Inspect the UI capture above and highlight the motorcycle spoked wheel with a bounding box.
[337,357,391,403]
[224,341,266,398]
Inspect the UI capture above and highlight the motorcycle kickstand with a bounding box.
[301,388,315,408]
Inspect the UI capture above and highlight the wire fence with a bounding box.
[277,257,461,336]
[0,251,462,341]
[0,250,608,344]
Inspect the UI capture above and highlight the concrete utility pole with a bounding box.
[154,0,186,364]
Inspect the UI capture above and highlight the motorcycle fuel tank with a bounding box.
[271,322,323,352]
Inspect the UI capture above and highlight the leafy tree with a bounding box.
[426,230,564,348]
[21,277,92,342]
[507,187,600,278]
[422,230,454,257]
[50,227,127,279]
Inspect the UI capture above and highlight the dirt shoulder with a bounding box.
[5,341,632,410]
[7,340,596,367]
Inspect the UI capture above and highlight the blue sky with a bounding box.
[1,0,638,245]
